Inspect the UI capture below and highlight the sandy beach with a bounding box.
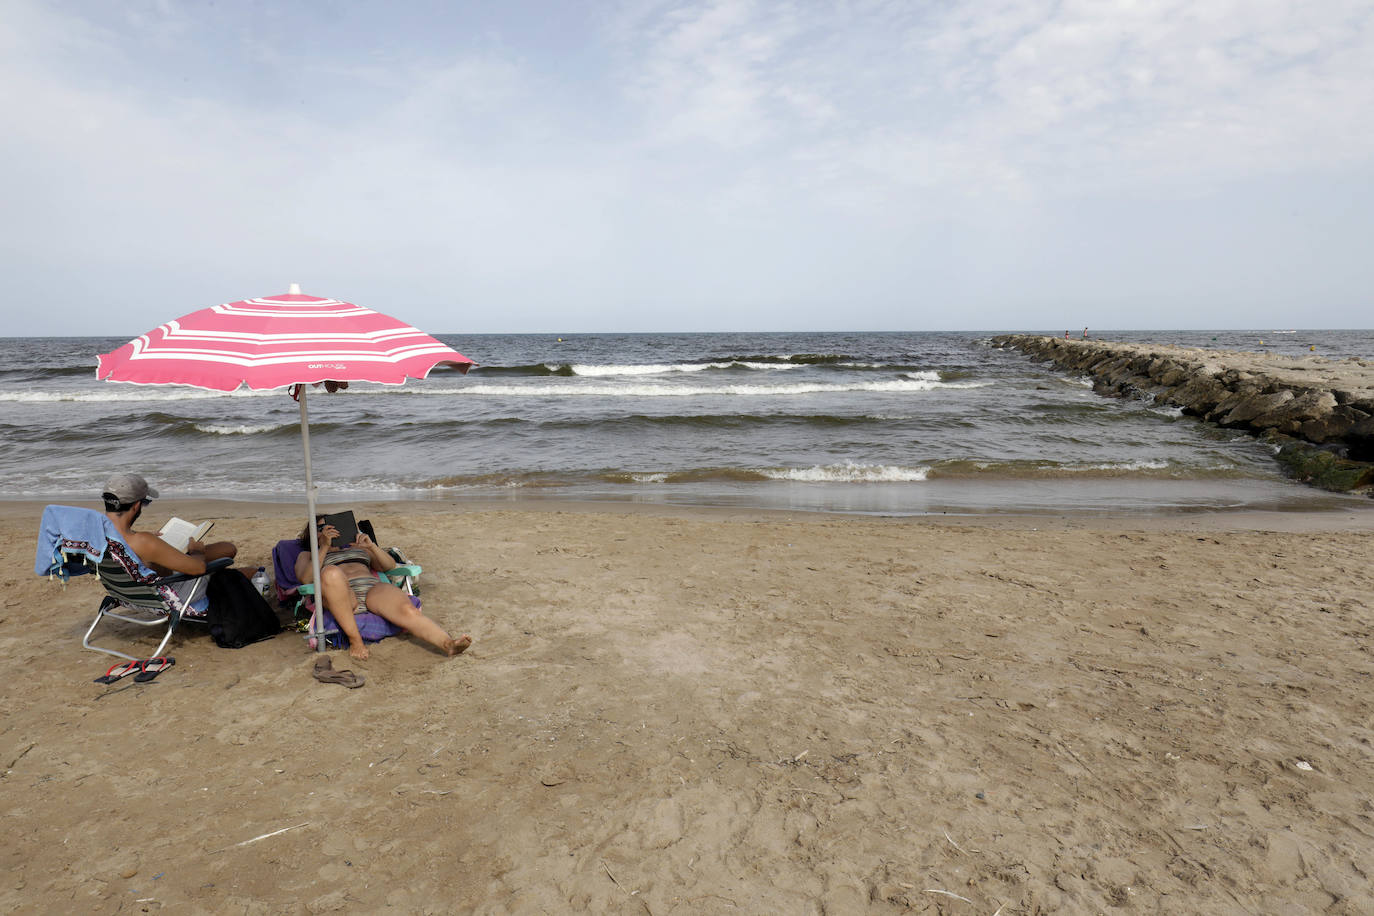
[3,499,1373,914]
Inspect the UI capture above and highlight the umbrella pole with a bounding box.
[299,386,326,653]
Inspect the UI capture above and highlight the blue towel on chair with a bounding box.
[34,505,133,579]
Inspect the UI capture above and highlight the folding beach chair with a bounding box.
[35,505,231,661]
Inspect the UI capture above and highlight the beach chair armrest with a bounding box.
[286,583,316,622]
[156,556,233,585]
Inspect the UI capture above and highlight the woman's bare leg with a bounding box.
[366,583,471,656]
[320,567,369,661]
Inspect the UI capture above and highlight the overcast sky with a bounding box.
[3,0,1372,335]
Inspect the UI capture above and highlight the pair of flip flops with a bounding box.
[312,655,364,688]
[93,656,175,685]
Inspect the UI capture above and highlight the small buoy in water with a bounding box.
[1310,345,1315,351]
[1259,340,1264,345]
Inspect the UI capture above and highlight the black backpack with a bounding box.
[205,569,282,648]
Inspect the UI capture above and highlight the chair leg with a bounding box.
[83,597,176,661]
[83,599,132,660]
[149,615,178,659]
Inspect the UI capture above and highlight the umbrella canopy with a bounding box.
[97,288,472,391]
[96,285,474,651]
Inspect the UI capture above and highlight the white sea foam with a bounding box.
[902,371,988,388]
[730,361,800,371]
[1077,459,1172,471]
[0,387,266,403]
[569,361,797,376]
[446,379,972,397]
[193,422,290,435]
[761,463,930,482]
[570,363,708,377]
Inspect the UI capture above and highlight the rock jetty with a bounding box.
[991,335,1374,493]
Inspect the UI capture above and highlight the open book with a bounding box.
[158,517,214,552]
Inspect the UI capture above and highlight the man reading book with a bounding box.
[101,473,238,577]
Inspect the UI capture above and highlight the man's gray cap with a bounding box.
[102,473,159,504]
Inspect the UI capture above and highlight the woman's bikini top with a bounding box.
[321,546,372,568]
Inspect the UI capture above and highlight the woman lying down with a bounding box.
[296,518,471,662]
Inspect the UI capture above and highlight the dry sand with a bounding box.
[3,499,1373,914]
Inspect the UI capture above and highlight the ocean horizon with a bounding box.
[3,329,1371,516]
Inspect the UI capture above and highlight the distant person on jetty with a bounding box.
[1083,328,1089,338]
[297,518,471,662]
[101,472,239,576]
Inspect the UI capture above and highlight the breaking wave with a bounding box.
[435,379,989,398]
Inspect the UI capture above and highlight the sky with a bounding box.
[2,0,1372,335]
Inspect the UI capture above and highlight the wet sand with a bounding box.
[4,499,1373,913]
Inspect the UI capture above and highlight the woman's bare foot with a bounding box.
[349,640,370,662]
[445,635,472,657]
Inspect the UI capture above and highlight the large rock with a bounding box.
[1301,405,1368,444]
[1251,390,1338,435]
[1205,384,1267,423]
[1345,415,1374,461]
[1156,364,1191,387]
[1166,375,1229,415]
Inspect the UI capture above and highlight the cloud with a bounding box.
[1,0,1370,332]
[607,0,1374,196]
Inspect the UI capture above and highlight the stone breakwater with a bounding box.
[991,335,1374,493]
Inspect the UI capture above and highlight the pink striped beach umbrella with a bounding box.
[96,286,472,391]
[96,285,474,650]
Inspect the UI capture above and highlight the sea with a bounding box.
[2,330,1371,517]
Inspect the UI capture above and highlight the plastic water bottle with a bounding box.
[251,566,269,598]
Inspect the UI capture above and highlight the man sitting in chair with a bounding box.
[102,473,238,576]
[296,517,470,662]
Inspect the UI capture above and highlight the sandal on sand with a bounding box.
[134,656,175,683]
[312,655,365,688]
[94,659,143,684]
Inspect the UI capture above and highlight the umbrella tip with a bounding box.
[288,282,302,295]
